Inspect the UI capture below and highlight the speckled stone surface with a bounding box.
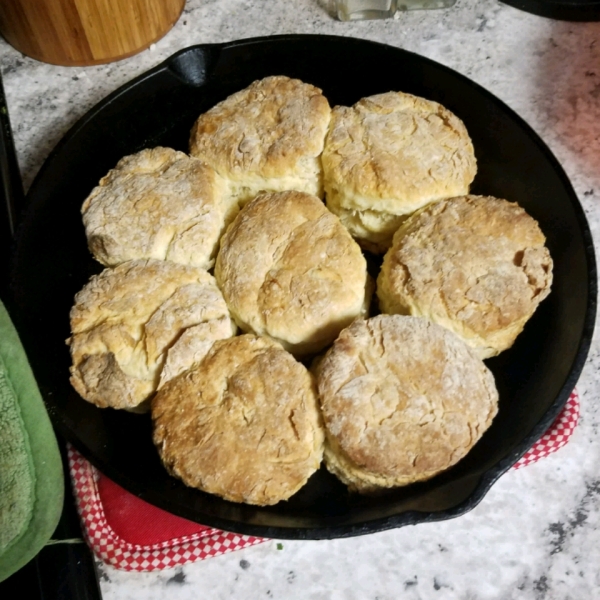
[2,0,600,598]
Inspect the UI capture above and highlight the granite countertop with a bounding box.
[2,0,600,598]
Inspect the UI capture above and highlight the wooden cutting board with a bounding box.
[0,0,185,66]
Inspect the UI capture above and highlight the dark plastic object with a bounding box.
[0,440,102,600]
[501,0,600,20]
[7,35,596,540]
[0,70,102,597]
[0,72,24,299]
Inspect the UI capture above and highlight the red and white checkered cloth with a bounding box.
[512,389,579,468]
[69,390,579,572]
[68,448,264,571]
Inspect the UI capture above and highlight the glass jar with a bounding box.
[334,0,456,21]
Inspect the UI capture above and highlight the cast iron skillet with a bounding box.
[7,35,596,539]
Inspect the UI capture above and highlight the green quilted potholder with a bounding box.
[0,299,64,582]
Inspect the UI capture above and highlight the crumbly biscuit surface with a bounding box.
[215,190,370,355]
[317,315,498,492]
[377,195,553,358]
[82,147,236,269]
[152,335,324,505]
[322,92,477,250]
[71,80,555,507]
[325,194,410,254]
[68,259,235,410]
[189,76,331,203]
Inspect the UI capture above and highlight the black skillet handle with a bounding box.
[0,71,103,600]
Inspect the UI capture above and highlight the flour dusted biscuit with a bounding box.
[82,147,237,269]
[317,315,498,493]
[152,334,324,505]
[68,259,236,410]
[189,76,331,205]
[157,319,237,389]
[215,190,371,356]
[323,194,407,255]
[377,195,553,358]
[322,92,477,253]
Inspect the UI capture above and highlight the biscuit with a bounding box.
[152,334,324,505]
[317,315,498,492]
[322,92,477,253]
[189,76,331,205]
[82,147,237,269]
[68,259,236,410]
[377,195,553,358]
[214,190,371,356]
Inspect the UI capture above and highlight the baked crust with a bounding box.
[82,147,237,269]
[152,334,324,506]
[214,190,371,356]
[189,76,331,204]
[317,315,498,492]
[68,259,235,410]
[377,195,553,358]
[325,194,410,255]
[322,92,477,252]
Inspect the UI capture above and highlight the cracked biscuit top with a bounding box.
[377,195,553,358]
[322,92,477,252]
[151,334,324,506]
[317,315,498,492]
[82,147,237,270]
[68,259,236,411]
[214,190,371,356]
[189,76,331,205]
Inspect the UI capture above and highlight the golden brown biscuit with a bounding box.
[68,259,236,410]
[152,334,324,505]
[189,76,331,205]
[317,315,498,492]
[215,190,371,356]
[82,147,237,269]
[322,92,477,252]
[377,195,553,359]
